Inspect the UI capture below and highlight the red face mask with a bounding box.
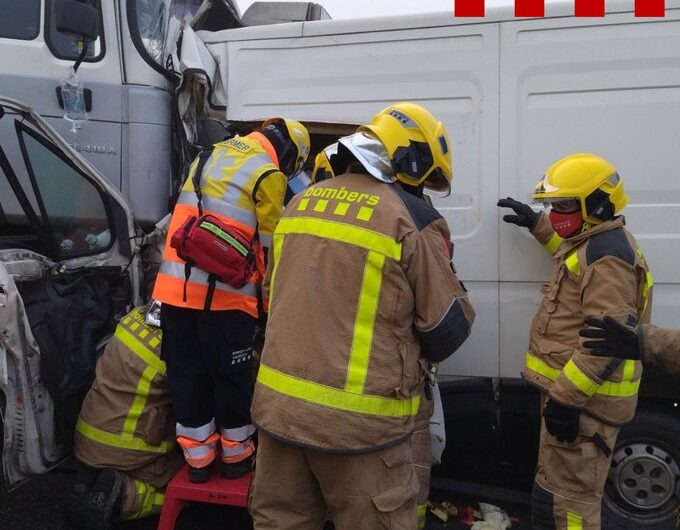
[549,209,583,238]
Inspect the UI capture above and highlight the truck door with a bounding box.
[0,0,124,194]
[0,96,137,487]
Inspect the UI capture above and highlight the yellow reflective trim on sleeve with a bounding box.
[114,327,166,375]
[275,217,402,261]
[623,359,636,382]
[566,512,584,530]
[544,232,564,254]
[75,418,174,454]
[122,365,157,439]
[563,360,600,397]
[597,378,640,397]
[565,251,580,277]
[526,352,640,397]
[257,364,420,417]
[345,251,385,393]
[525,352,561,380]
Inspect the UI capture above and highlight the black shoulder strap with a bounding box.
[251,168,284,203]
[192,149,213,217]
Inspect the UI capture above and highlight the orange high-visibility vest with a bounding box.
[153,134,285,315]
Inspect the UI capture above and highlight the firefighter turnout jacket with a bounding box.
[524,214,653,425]
[153,133,287,315]
[640,325,680,377]
[251,172,475,453]
[74,307,181,515]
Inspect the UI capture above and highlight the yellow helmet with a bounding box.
[533,153,629,224]
[262,117,311,177]
[359,102,453,191]
[311,143,337,183]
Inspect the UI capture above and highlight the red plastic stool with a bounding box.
[157,465,252,530]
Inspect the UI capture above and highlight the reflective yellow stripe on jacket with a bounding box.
[526,352,640,397]
[260,216,420,418]
[555,247,651,396]
[76,309,173,454]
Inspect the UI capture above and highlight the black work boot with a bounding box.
[88,468,124,529]
[220,454,254,479]
[188,465,212,483]
[66,467,123,530]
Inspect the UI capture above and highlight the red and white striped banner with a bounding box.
[454,0,665,17]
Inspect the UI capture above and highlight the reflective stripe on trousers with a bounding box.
[122,479,165,520]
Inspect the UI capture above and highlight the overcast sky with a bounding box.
[235,0,515,19]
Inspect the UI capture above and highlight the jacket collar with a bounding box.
[247,131,280,169]
[555,216,626,258]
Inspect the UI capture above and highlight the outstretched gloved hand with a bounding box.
[579,316,641,360]
[497,197,539,230]
[543,399,581,443]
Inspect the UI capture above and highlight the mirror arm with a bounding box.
[73,37,88,73]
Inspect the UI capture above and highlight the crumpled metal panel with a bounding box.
[0,263,59,488]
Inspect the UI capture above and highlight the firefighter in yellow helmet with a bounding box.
[249,102,475,530]
[310,143,338,183]
[309,139,445,530]
[498,154,653,530]
[152,117,309,483]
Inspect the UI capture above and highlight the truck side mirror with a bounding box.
[54,0,99,42]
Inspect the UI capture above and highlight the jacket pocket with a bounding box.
[141,405,169,447]
[371,476,420,529]
[545,434,599,496]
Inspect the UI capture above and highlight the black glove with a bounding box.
[497,197,539,229]
[543,399,581,443]
[579,316,641,360]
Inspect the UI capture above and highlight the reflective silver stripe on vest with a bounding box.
[159,261,258,298]
[220,424,256,442]
[176,420,215,441]
[176,193,256,228]
[178,151,275,226]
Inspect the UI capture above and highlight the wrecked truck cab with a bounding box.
[0,96,140,487]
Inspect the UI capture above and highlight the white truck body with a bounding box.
[177,2,680,381]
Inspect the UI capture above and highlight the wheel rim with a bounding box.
[608,442,679,515]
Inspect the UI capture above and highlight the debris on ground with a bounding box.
[470,503,511,530]
[428,500,518,529]
[428,500,459,522]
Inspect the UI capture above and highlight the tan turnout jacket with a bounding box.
[640,325,680,376]
[523,214,653,425]
[251,172,475,453]
[74,307,179,483]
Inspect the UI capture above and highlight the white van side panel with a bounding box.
[215,24,501,377]
[499,12,680,377]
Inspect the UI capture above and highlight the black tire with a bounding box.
[602,408,680,529]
